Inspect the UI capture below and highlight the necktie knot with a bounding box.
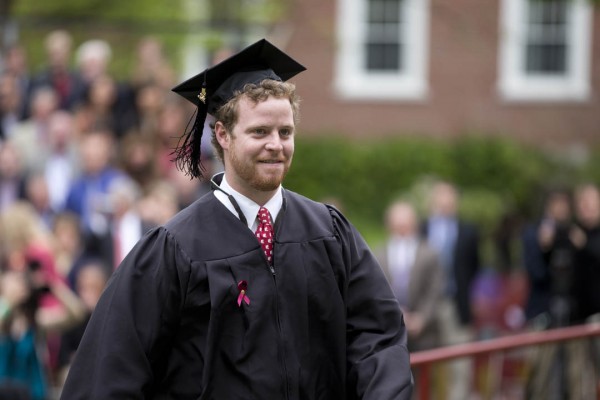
[255,207,274,264]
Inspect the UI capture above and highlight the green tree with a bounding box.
[3,0,291,77]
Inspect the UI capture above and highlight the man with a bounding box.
[422,181,480,329]
[64,128,124,235]
[522,188,583,326]
[1,44,34,120]
[33,30,84,111]
[41,111,80,213]
[376,201,444,352]
[573,184,600,322]
[10,86,59,173]
[60,39,413,399]
[422,181,480,400]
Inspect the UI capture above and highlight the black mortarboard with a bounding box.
[171,38,306,179]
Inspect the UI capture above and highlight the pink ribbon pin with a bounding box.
[237,280,250,307]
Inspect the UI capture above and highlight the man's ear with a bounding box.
[215,121,230,150]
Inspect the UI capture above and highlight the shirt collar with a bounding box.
[430,214,457,223]
[389,235,419,248]
[218,175,283,230]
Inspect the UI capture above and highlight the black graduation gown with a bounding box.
[60,188,413,400]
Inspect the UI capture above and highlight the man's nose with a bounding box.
[265,132,283,151]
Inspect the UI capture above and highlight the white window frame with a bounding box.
[335,0,430,101]
[497,0,593,102]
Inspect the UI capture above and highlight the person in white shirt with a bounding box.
[376,200,444,352]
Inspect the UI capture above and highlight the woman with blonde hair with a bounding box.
[0,202,85,398]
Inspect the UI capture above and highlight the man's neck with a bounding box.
[224,174,278,206]
[214,173,283,230]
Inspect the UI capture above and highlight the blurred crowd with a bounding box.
[379,181,600,399]
[380,182,600,349]
[1,29,599,399]
[0,30,221,399]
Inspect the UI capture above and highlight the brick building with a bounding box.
[269,0,600,146]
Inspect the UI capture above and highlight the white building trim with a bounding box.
[497,0,593,102]
[335,0,430,101]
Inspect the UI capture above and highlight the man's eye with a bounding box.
[254,128,266,135]
[280,129,293,136]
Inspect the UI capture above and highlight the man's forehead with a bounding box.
[235,95,295,119]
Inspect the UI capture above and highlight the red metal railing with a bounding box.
[410,323,600,399]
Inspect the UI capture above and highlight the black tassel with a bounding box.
[172,82,208,179]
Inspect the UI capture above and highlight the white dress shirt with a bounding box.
[213,175,283,231]
[387,235,418,307]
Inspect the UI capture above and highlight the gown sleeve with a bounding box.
[328,206,414,400]
[60,227,190,400]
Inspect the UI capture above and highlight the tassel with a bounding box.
[172,81,208,179]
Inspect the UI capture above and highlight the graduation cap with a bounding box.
[171,38,306,179]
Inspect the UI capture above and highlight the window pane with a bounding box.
[525,0,568,74]
[366,0,403,72]
[368,24,401,41]
[366,43,402,70]
[528,0,567,24]
[368,0,401,23]
[526,44,566,73]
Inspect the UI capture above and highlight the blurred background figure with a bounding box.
[0,201,59,323]
[168,167,203,210]
[74,39,111,90]
[9,86,59,173]
[0,142,26,212]
[376,200,444,352]
[137,180,179,227]
[423,181,481,330]
[23,172,54,229]
[56,260,109,389]
[0,267,85,400]
[133,81,164,136]
[51,212,87,285]
[104,176,147,270]
[64,128,123,237]
[1,44,33,121]
[69,175,148,274]
[118,131,158,192]
[522,190,561,325]
[75,73,136,139]
[154,97,190,179]
[571,183,600,400]
[130,36,175,90]
[572,183,600,323]
[522,188,582,328]
[422,181,480,400]
[521,188,597,400]
[0,269,49,400]
[0,202,86,397]
[73,39,137,139]
[33,30,82,111]
[0,72,24,140]
[41,111,80,214]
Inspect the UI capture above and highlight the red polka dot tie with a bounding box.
[255,207,274,265]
